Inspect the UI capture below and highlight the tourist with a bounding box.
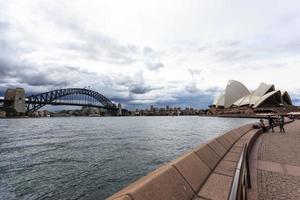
[279,115,285,133]
[268,116,274,132]
[260,119,267,132]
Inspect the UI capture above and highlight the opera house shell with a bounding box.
[212,80,293,109]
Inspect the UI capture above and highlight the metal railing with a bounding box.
[229,143,251,200]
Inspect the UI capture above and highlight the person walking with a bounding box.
[268,116,274,132]
[279,115,285,133]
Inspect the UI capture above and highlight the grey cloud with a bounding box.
[120,71,154,95]
[185,83,199,94]
[142,47,160,58]
[143,47,154,55]
[130,88,214,109]
[37,5,141,65]
[123,82,217,109]
[16,67,71,87]
[129,85,152,94]
[278,13,299,26]
[204,86,223,95]
[214,49,252,62]
[232,62,286,71]
[188,68,202,76]
[61,34,138,65]
[0,21,10,30]
[289,90,300,106]
[171,94,213,108]
[0,60,12,78]
[218,40,242,48]
[212,37,300,64]
[173,86,221,108]
[0,60,96,91]
[277,37,300,53]
[184,83,222,97]
[145,61,164,71]
[39,5,164,67]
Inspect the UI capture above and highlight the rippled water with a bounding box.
[0,116,256,200]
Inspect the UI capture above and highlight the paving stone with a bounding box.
[172,152,211,192]
[285,164,300,177]
[231,129,243,138]
[229,145,243,153]
[257,160,284,174]
[255,121,300,200]
[207,140,228,158]
[194,144,221,170]
[216,135,232,149]
[223,152,241,162]
[106,165,171,199]
[129,165,195,200]
[257,170,300,200]
[214,160,237,177]
[226,131,240,143]
[198,173,233,200]
[233,128,245,137]
[258,122,300,166]
[234,139,248,147]
[223,133,237,144]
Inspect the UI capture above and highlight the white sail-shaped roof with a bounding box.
[253,90,282,108]
[249,95,262,106]
[211,80,292,108]
[213,94,225,107]
[233,95,247,106]
[252,83,275,97]
[224,80,250,108]
[281,90,292,105]
[234,83,275,106]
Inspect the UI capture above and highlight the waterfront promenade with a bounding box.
[248,120,300,200]
[108,119,300,200]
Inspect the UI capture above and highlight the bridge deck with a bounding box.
[25,101,110,109]
[248,120,300,200]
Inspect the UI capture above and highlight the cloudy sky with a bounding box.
[1,0,300,108]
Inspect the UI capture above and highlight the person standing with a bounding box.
[260,119,267,132]
[268,116,274,132]
[279,115,285,133]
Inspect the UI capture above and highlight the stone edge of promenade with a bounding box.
[106,123,261,200]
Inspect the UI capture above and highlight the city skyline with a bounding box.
[1,0,300,109]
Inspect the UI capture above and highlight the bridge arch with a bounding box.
[25,88,116,112]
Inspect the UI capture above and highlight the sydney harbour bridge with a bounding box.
[0,88,124,115]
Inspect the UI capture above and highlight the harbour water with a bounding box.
[0,116,256,200]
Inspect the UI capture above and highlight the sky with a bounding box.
[1,0,300,109]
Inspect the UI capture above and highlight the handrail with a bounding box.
[229,143,251,200]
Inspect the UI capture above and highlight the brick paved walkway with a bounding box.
[248,120,300,200]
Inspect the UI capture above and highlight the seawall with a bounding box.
[107,123,263,200]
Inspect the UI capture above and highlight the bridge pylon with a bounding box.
[4,88,26,113]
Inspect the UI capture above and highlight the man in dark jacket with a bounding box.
[268,116,274,132]
[279,115,285,133]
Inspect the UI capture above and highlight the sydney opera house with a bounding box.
[212,80,293,109]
